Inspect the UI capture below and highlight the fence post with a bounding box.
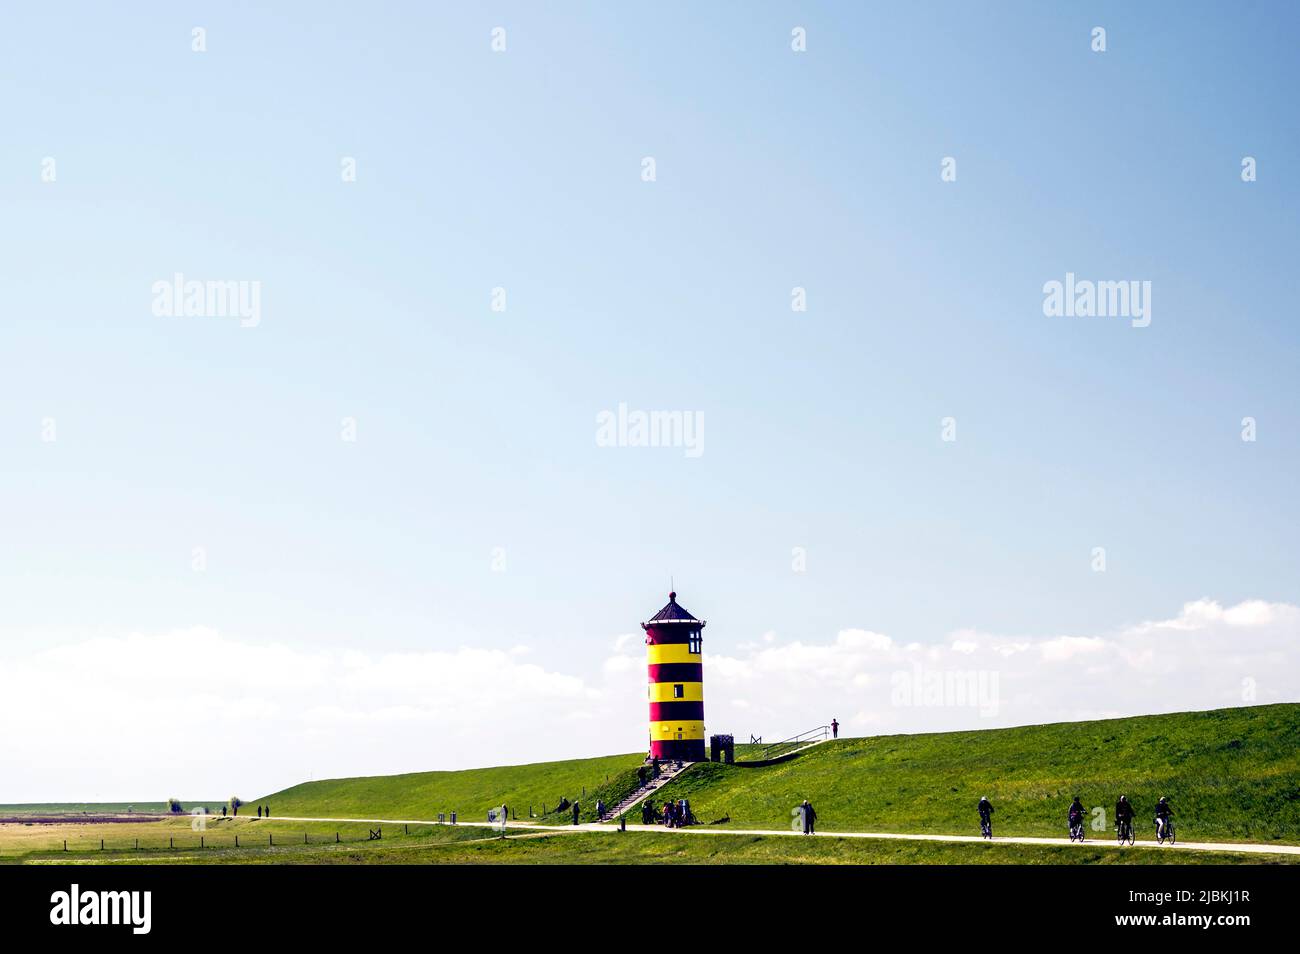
[270,834,274,846]
[336,831,340,843]
[201,836,205,849]
[304,832,308,844]
[101,839,104,850]
[169,837,173,849]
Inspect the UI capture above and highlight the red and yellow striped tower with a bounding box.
[642,591,706,761]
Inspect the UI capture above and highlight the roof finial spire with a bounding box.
[669,576,675,601]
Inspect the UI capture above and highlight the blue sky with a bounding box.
[1,3,1298,796]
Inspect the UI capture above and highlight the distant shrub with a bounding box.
[167,798,183,813]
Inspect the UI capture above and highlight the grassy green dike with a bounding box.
[258,752,645,824]
[256,703,1300,844]
[657,703,1300,842]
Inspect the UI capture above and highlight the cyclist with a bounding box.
[1068,795,1086,838]
[1154,796,1173,840]
[978,796,994,836]
[1115,794,1134,840]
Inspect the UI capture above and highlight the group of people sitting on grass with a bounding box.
[641,797,693,827]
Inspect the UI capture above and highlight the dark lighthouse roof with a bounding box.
[643,591,706,627]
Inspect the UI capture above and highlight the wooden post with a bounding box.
[236,835,239,847]
[404,824,408,835]
[169,837,173,849]
[304,832,308,844]
[336,831,340,843]
[201,836,205,849]
[269,834,273,846]
[101,839,104,850]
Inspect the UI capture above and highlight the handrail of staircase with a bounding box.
[750,725,831,762]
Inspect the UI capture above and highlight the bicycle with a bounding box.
[1069,817,1086,842]
[980,816,992,839]
[1155,816,1176,845]
[1116,818,1135,845]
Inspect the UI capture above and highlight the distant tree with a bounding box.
[230,796,243,817]
[167,797,183,814]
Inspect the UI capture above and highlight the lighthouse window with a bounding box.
[673,684,684,698]
[688,633,702,654]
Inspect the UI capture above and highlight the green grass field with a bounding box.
[8,703,1296,864]
[255,703,1300,844]
[0,817,400,859]
[656,703,1300,842]
[12,823,1297,866]
[258,751,644,824]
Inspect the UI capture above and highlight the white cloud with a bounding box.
[2,600,1297,801]
[1039,636,1109,662]
[0,629,644,803]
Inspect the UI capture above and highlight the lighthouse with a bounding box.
[642,591,706,761]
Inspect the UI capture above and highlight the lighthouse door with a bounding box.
[675,728,683,740]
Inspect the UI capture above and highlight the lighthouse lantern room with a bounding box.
[642,591,706,761]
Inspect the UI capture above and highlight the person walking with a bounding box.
[257,805,262,819]
[637,765,648,787]
[802,799,817,834]
[596,799,605,821]
[572,800,581,826]
[264,805,270,819]
[831,718,839,739]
